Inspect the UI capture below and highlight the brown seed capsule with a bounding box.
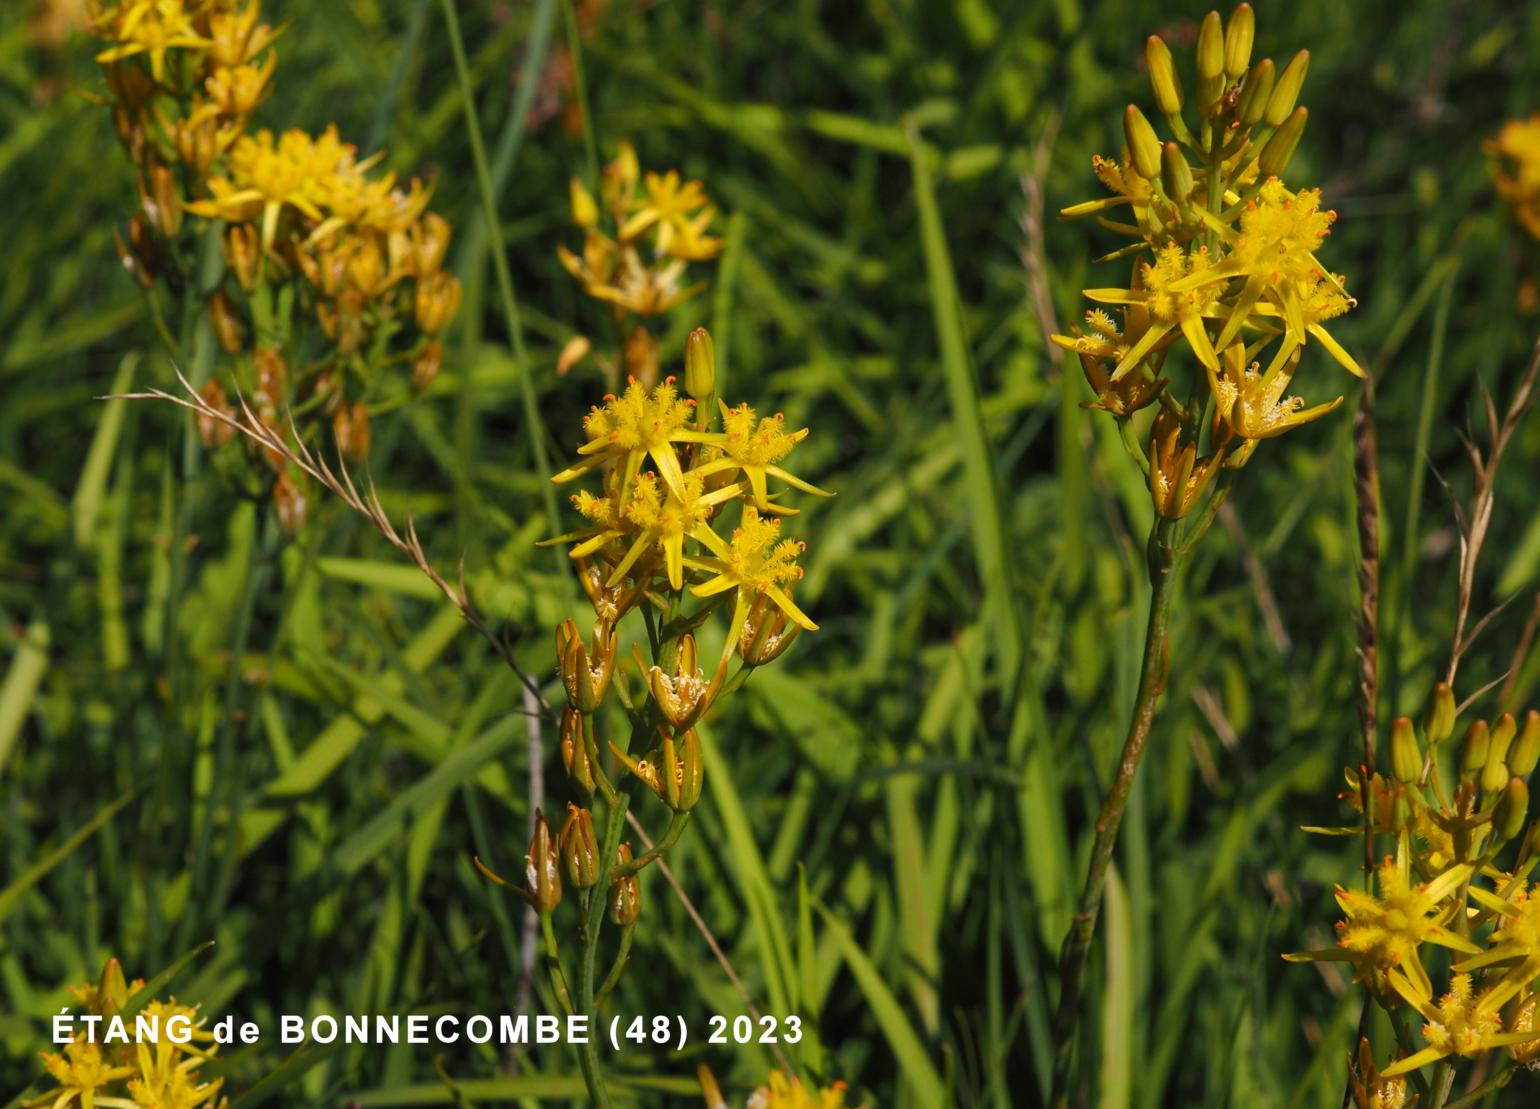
[143,164,183,238]
[556,618,618,712]
[273,471,308,534]
[414,271,461,335]
[196,381,236,450]
[208,289,245,354]
[608,844,642,925]
[648,635,710,730]
[560,706,596,796]
[412,340,444,390]
[225,224,262,293]
[738,593,804,666]
[525,809,562,914]
[559,804,600,888]
[333,401,371,461]
[676,727,704,812]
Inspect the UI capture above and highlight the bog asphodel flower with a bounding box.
[1051,3,1358,521]
[1489,114,1540,239]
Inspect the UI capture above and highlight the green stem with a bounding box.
[574,789,629,1107]
[592,923,635,1009]
[438,0,566,580]
[561,0,600,188]
[1049,518,1180,1108]
[539,913,575,1016]
[614,811,689,877]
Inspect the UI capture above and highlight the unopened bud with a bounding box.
[1146,35,1184,115]
[1196,11,1224,81]
[1423,681,1456,745]
[224,224,261,293]
[685,327,716,401]
[559,804,599,888]
[414,271,461,335]
[1460,720,1490,782]
[1161,141,1194,203]
[1492,713,1519,759]
[333,401,371,462]
[569,177,599,229]
[1511,711,1540,779]
[1265,50,1310,126]
[608,844,642,925]
[196,381,236,450]
[1123,105,1162,181]
[677,728,704,812]
[1236,58,1274,126]
[1223,4,1254,81]
[525,809,562,914]
[1390,716,1420,785]
[273,471,308,534]
[1496,777,1530,843]
[1258,107,1306,178]
[98,957,129,1017]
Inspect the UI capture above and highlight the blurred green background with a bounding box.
[4,0,1540,1105]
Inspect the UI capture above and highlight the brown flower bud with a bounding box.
[525,809,562,914]
[412,340,444,391]
[196,381,236,450]
[556,618,617,712]
[738,593,804,666]
[412,212,453,277]
[414,271,461,335]
[208,289,246,354]
[559,804,600,888]
[333,401,371,461]
[608,844,641,925]
[273,471,308,534]
[560,706,595,796]
[224,224,262,293]
[647,635,710,730]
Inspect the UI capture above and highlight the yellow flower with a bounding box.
[615,471,740,590]
[1489,114,1540,240]
[747,1070,854,1109]
[94,0,209,82]
[204,0,281,68]
[1083,243,1222,376]
[557,236,702,316]
[554,378,717,499]
[186,125,351,248]
[620,170,722,261]
[1458,881,1540,1013]
[1381,972,1540,1077]
[33,1039,135,1108]
[1332,858,1477,996]
[203,54,274,118]
[693,403,832,512]
[1207,340,1342,441]
[688,507,816,631]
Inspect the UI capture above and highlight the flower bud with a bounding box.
[1146,35,1184,115]
[208,288,246,354]
[677,727,704,811]
[1492,713,1519,758]
[1119,106,1159,182]
[608,844,642,925]
[1265,50,1310,127]
[1482,750,1511,797]
[556,618,617,712]
[1196,11,1224,82]
[98,958,130,1017]
[570,177,599,229]
[1423,681,1456,745]
[1389,716,1420,785]
[685,327,716,401]
[1236,58,1274,126]
[1160,141,1194,203]
[525,809,562,914]
[1496,777,1530,843]
[1258,107,1306,179]
[144,164,183,238]
[1510,710,1540,779]
[1223,4,1254,81]
[412,212,452,277]
[559,803,600,888]
[1460,720,1490,782]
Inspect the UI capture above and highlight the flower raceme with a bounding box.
[1489,114,1540,240]
[91,0,458,531]
[1288,694,1540,1089]
[1051,4,1359,521]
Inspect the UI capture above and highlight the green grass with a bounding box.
[4,1,1540,1105]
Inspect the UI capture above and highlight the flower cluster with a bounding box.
[28,957,224,1109]
[558,141,722,387]
[1051,4,1358,521]
[90,0,459,530]
[699,1065,858,1109]
[1489,114,1540,241]
[1289,687,1540,1094]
